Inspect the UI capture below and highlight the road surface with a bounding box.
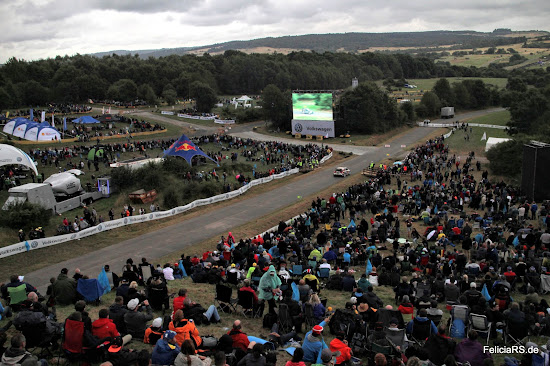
[21,108,504,293]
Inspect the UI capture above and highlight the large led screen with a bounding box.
[292,93,333,121]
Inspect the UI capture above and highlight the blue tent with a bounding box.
[163,134,219,166]
[72,116,100,124]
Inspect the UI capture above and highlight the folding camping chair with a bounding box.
[223,251,232,262]
[504,317,529,346]
[277,303,294,334]
[304,303,317,327]
[308,260,318,271]
[427,314,442,327]
[469,313,491,345]
[141,265,152,284]
[215,284,237,314]
[237,290,257,318]
[385,328,407,350]
[7,284,27,310]
[449,305,469,336]
[291,265,303,276]
[226,272,239,287]
[62,318,85,362]
[317,268,330,281]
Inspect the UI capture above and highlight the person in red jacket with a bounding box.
[227,320,250,352]
[92,308,120,339]
[329,330,352,366]
[172,288,187,316]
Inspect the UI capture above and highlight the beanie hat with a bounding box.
[152,317,162,328]
[470,282,477,288]
[127,298,139,310]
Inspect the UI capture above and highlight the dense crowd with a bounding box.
[1,136,550,366]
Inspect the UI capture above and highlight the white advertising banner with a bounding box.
[291,120,335,137]
[0,168,310,259]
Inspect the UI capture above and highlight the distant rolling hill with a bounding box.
[90,30,548,58]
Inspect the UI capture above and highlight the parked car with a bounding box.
[333,167,351,177]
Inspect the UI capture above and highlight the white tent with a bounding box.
[485,137,512,152]
[24,124,61,141]
[2,118,30,135]
[0,144,39,176]
[12,122,38,139]
[235,95,253,108]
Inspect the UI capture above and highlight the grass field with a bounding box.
[404,77,508,91]
[466,110,511,126]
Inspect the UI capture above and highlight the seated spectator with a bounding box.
[364,286,383,309]
[144,317,163,344]
[329,330,352,365]
[454,330,492,366]
[124,298,153,340]
[237,343,265,366]
[52,268,77,305]
[175,339,211,366]
[116,279,131,303]
[163,263,175,281]
[423,324,455,366]
[169,310,202,348]
[357,274,371,292]
[406,309,438,341]
[368,322,390,347]
[183,298,220,325]
[305,293,326,324]
[147,276,170,312]
[297,280,311,302]
[92,308,125,341]
[173,288,187,316]
[285,346,306,366]
[74,300,92,332]
[319,259,331,270]
[152,330,181,366]
[302,322,327,363]
[0,333,43,366]
[341,271,357,292]
[228,320,250,352]
[398,295,415,320]
[109,296,128,335]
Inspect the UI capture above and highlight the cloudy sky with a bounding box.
[1,0,548,63]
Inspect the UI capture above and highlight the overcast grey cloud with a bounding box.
[0,0,548,63]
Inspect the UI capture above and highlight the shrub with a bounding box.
[0,202,51,230]
[162,188,180,209]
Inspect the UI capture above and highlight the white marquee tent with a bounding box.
[485,137,512,152]
[0,144,38,176]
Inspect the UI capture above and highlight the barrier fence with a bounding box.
[0,152,334,259]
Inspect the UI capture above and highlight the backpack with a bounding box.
[328,309,356,336]
[350,332,367,356]
[450,318,465,339]
[263,313,278,329]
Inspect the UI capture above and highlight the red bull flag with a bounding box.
[163,134,219,166]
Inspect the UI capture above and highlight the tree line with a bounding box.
[0,51,511,110]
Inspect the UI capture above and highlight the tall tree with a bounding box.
[261,84,291,129]
[190,81,217,113]
[433,78,455,106]
[419,91,441,117]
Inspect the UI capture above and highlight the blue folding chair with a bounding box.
[291,264,303,276]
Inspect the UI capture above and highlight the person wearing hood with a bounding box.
[152,330,181,366]
[279,264,291,281]
[1,334,43,366]
[423,324,455,366]
[52,268,77,305]
[357,274,371,292]
[302,321,328,363]
[258,265,281,314]
[364,286,383,309]
[144,317,164,344]
[329,330,351,365]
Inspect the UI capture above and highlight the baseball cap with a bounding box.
[163,330,176,340]
[127,298,139,310]
[108,336,123,352]
[152,317,162,328]
[312,325,324,335]
[470,282,477,288]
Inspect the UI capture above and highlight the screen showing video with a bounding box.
[292,93,333,121]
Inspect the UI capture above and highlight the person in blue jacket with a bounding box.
[406,308,438,339]
[302,319,328,363]
[151,330,181,366]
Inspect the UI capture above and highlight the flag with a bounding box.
[25,241,30,251]
[102,106,105,114]
[108,107,111,114]
[98,267,111,295]
[366,259,373,275]
[481,284,491,301]
[51,114,55,127]
[41,111,45,122]
[63,117,67,131]
[29,109,34,121]
[178,260,187,277]
[481,132,487,141]
[291,281,300,301]
[5,111,9,118]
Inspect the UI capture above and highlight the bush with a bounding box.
[110,167,137,190]
[0,202,51,230]
[200,181,222,197]
[139,163,165,190]
[486,139,523,178]
[163,188,180,209]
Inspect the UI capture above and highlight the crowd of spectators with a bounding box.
[2,136,550,366]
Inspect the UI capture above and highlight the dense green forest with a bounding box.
[0,51,513,109]
[92,31,531,58]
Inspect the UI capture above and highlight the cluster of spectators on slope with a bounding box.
[3,136,550,366]
[4,104,92,118]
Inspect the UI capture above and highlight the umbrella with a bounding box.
[427,230,437,240]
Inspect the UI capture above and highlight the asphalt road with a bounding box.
[21,108,504,293]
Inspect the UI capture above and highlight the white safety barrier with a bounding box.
[417,122,507,130]
[0,150,334,259]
